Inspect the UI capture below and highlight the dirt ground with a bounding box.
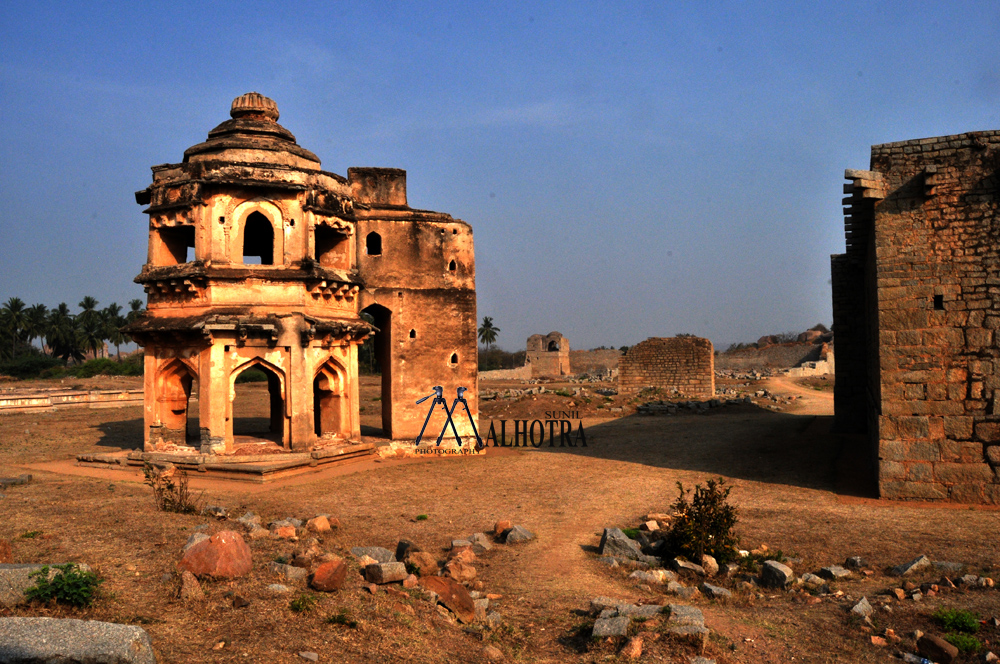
[1,373,999,663]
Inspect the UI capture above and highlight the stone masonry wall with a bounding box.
[848,130,1000,503]
[619,337,714,398]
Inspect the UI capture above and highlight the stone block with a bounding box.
[365,562,408,584]
[0,617,155,664]
[975,422,1000,443]
[891,554,931,576]
[934,462,994,483]
[905,462,934,482]
[880,480,948,501]
[592,615,631,638]
[760,561,794,588]
[943,416,974,439]
[948,483,986,504]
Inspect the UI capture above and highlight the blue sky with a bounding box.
[1,1,998,351]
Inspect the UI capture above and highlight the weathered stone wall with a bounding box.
[834,129,1000,503]
[569,349,621,374]
[619,337,714,397]
[715,343,824,370]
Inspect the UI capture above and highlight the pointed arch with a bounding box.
[313,356,349,439]
[156,358,198,444]
[230,357,287,445]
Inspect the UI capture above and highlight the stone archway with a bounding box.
[314,358,348,440]
[155,358,197,445]
[230,358,287,447]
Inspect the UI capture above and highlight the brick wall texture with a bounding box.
[832,129,1000,504]
[619,337,714,398]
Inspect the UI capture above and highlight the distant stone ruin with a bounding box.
[619,337,715,398]
[525,332,570,377]
[832,128,1000,504]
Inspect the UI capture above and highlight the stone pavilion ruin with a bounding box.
[124,93,478,470]
[832,128,1000,504]
[525,332,570,377]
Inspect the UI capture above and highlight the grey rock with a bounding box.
[589,596,621,614]
[298,652,319,662]
[469,532,493,553]
[595,556,619,568]
[689,658,717,664]
[664,580,686,595]
[598,528,643,560]
[236,511,261,527]
[819,565,852,580]
[246,524,269,540]
[452,539,472,549]
[269,562,308,582]
[485,611,503,629]
[160,573,173,583]
[505,525,534,544]
[0,474,31,488]
[474,598,489,621]
[202,505,227,519]
[183,532,209,553]
[629,569,676,585]
[192,523,211,532]
[285,517,304,528]
[891,555,931,577]
[592,615,631,638]
[800,573,825,587]
[365,562,408,584]
[350,546,395,563]
[667,604,705,627]
[670,558,707,578]
[0,617,155,663]
[698,583,732,599]
[266,583,291,594]
[850,596,873,618]
[0,563,92,608]
[844,556,866,569]
[616,604,664,618]
[959,573,980,586]
[760,560,794,588]
[932,560,965,574]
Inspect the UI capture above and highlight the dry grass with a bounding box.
[0,375,998,663]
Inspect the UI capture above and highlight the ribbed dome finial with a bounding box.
[230,92,279,121]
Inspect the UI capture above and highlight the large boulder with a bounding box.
[760,560,794,588]
[419,576,476,623]
[351,546,395,563]
[0,617,155,663]
[177,530,251,578]
[406,551,440,577]
[599,528,643,560]
[310,560,347,592]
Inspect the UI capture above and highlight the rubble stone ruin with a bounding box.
[618,337,715,398]
[832,128,1000,504]
[127,93,478,455]
[525,332,570,377]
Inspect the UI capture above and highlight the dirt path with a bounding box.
[763,375,833,415]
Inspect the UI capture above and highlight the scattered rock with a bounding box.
[699,555,719,577]
[640,520,659,532]
[482,644,505,662]
[599,528,643,560]
[596,556,619,568]
[310,560,348,592]
[469,532,493,554]
[0,617,155,664]
[351,546,395,564]
[918,633,959,664]
[419,576,476,623]
[590,596,620,614]
[395,540,418,561]
[178,531,251,579]
[271,525,296,539]
[819,565,852,581]
[698,583,732,599]
[850,597,873,618]
[298,652,319,662]
[689,659,717,664]
[445,559,477,584]
[592,615,631,638]
[178,571,204,601]
[236,512,260,527]
[474,597,489,621]
[629,569,676,585]
[232,595,250,608]
[760,560,794,588]
[493,520,512,536]
[269,562,308,582]
[505,525,534,544]
[891,555,932,577]
[666,605,708,649]
[306,516,331,533]
[486,611,503,629]
[406,551,440,577]
[356,554,379,568]
[844,556,866,569]
[452,539,472,549]
[365,562,408,584]
[670,558,707,578]
[202,505,227,519]
[621,635,643,658]
[933,561,964,574]
[403,574,418,589]
[983,651,998,663]
[0,474,31,488]
[266,584,291,595]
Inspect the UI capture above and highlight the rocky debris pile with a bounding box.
[715,368,775,380]
[0,617,156,664]
[637,397,751,416]
[588,597,711,655]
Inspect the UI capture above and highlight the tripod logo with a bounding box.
[414,386,483,450]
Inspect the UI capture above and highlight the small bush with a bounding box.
[142,463,202,514]
[415,514,429,521]
[326,609,358,627]
[934,607,980,633]
[290,594,318,613]
[0,355,65,379]
[25,564,102,607]
[71,357,142,378]
[663,478,740,564]
[737,550,787,574]
[19,530,42,539]
[620,527,641,540]
[944,632,982,653]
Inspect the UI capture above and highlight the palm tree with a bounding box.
[23,304,48,352]
[2,297,26,359]
[102,303,127,361]
[77,297,102,358]
[478,316,499,350]
[47,303,83,363]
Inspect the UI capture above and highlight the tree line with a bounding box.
[0,296,145,364]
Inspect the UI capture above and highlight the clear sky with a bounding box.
[1,1,997,351]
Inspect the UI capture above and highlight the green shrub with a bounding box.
[944,632,981,653]
[737,550,787,574]
[663,478,740,564]
[415,514,429,521]
[235,369,267,383]
[933,607,980,633]
[19,531,42,539]
[290,594,318,613]
[25,564,102,607]
[621,527,641,540]
[326,609,358,627]
[0,355,65,378]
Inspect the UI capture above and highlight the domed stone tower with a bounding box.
[128,93,478,457]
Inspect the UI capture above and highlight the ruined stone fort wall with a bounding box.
[619,337,714,398]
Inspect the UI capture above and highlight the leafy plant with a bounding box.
[620,527,641,540]
[737,550,787,574]
[274,555,289,565]
[142,463,202,514]
[663,478,740,564]
[944,633,981,653]
[415,514,429,521]
[290,594,318,613]
[326,609,358,627]
[25,564,102,607]
[19,530,42,539]
[933,607,980,633]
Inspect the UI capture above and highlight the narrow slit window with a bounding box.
[449,353,458,365]
[933,294,944,310]
[448,259,457,272]
[409,329,416,339]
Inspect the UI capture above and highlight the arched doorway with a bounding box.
[360,303,392,437]
[231,361,285,446]
[157,359,197,445]
[314,360,346,440]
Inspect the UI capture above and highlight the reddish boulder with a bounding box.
[177,530,252,578]
[310,559,348,592]
[419,576,476,623]
[445,559,477,584]
[493,520,512,536]
[406,551,440,577]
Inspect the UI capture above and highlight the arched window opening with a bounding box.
[449,353,459,365]
[448,260,457,272]
[409,329,416,339]
[242,212,274,265]
[314,366,345,439]
[547,341,559,351]
[315,225,347,268]
[157,226,195,265]
[232,363,284,447]
[366,232,382,256]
